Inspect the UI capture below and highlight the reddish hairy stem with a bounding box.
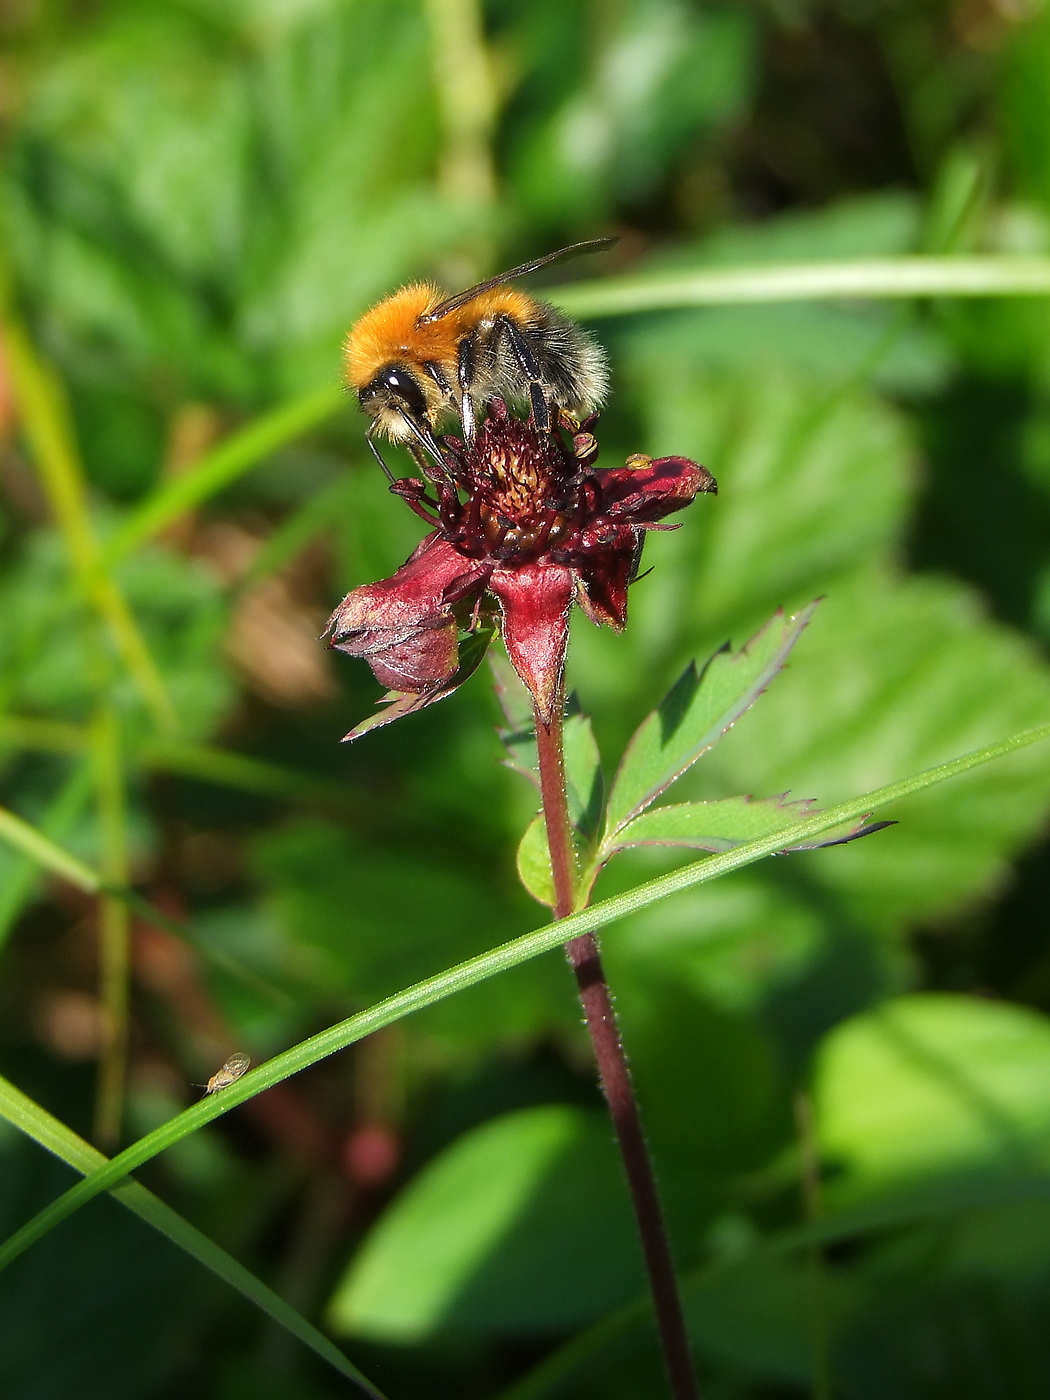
[534,689,701,1400]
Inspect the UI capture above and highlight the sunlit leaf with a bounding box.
[327,1105,642,1341]
[816,994,1050,1200]
[603,604,817,838]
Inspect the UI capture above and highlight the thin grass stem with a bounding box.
[92,705,130,1149]
[102,386,345,565]
[1,319,177,732]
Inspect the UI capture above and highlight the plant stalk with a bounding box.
[93,706,130,1150]
[534,684,700,1400]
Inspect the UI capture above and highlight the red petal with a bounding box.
[326,535,479,648]
[326,534,486,693]
[366,624,460,692]
[577,536,641,630]
[597,456,716,523]
[488,564,574,724]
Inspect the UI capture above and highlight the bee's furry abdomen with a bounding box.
[477,301,609,418]
[522,303,610,414]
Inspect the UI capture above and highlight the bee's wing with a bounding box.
[417,238,619,324]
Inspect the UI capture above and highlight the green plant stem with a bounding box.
[1,719,1048,1270]
[424,0,497,209]
[553,255,1050,320]
[92,706,130,1149]
[534,685,700,1400]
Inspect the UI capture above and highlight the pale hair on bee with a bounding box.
[343,238,616,478]
[199,1052,251,1095]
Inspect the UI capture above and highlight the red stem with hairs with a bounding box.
[533,680,701,1400]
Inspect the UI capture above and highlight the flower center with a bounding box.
[445,410,582,565]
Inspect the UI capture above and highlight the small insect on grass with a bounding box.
[198,1053,252,1096]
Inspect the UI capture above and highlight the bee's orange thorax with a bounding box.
[344,284,453,388]
[465,287,538,325]
[344,283,542,391]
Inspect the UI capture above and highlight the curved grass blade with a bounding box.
[0,802,293,1005]
[0,761,93,952]
[0,1076,387,1400]
[103,385,345,565]
[0,715,354,809]
[1,720,1046,1269]
[553,255,1050,321]
[2,320,177,732]
[138,738,355,808]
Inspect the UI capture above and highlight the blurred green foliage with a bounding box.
[3,1,1050,1397]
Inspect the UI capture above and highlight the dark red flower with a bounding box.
[326,400,715,738]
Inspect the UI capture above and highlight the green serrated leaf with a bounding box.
[604,605,817,838]
[608,795,887,856]
[517,815,556,908]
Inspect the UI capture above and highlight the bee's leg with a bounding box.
[457,338,477,440]
[422,358,461,433]
[365,428,396,484]
[494,316,551,433]
[395,409,457,487]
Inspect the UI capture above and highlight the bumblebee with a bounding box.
[343,238,616,474]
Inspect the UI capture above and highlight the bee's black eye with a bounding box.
[375,365,428,419]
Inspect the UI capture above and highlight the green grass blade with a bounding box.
[0,1076,388,1400]
[103,385,346,564]
[0,801,293,1004]
[0,715,353,808]
[0,761,93,950]
[2,320,177,732]
[1,720,1046,1267]
[0,800,101,894]
[139,737,355,807]
[91,704,131,1149]
[553,255,1050,320]
[0,714,87,754]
